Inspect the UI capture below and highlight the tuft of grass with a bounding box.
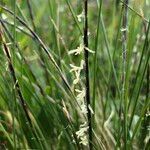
[0,0,149,149]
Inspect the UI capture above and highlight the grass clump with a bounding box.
[0,0,149,149]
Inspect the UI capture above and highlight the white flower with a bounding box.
[81,104,88,114]
[76,122,89,146]
[80,122,87,127]
[70,64,81,72]
[88,104,94,114]
[120,28,128,32]
[70,60,85,85]
[68,43,95,55]
[76,126,88,138]
[73,71,80,85]
[76,122,89,137]
[75,88,86,101]
[79,136,88,146]
[77,11,84,22]
[69,60,84,72]
[85,47,95,53]
[68,43,84,55]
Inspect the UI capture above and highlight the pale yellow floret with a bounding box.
[81,104,88,114]
[69,60,85,72]
[75,88,86,101]
[73,70,80,85]
[76,122,89,146]
[77,11,84,22]
[88,104,94,114]
[68,43,95,55]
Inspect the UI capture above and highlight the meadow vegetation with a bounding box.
[0,0,149,149]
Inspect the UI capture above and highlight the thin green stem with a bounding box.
[92,0,102,118]
[120,0,149,23]
[122,0,128,149]
[129,20,150,129]
[65,0,83,35]
[13,0,17,148]
[26,0,36,31]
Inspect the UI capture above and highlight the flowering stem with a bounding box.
[84,0,92,149]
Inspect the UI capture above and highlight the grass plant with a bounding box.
[0,0,149,149]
